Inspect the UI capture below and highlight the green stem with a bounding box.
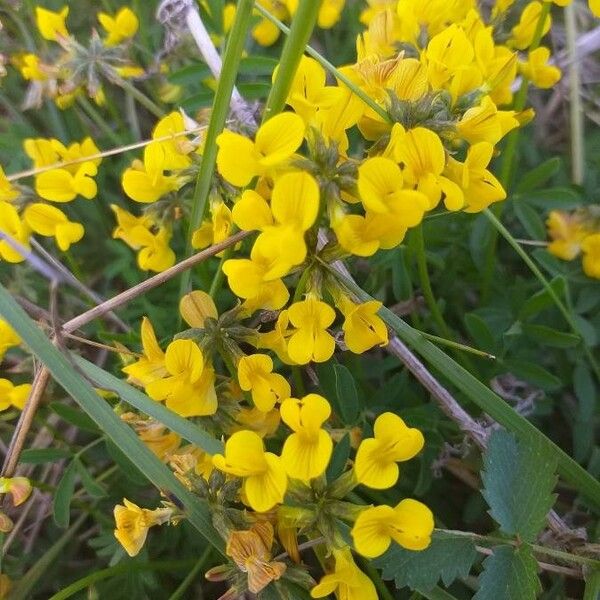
[76,96,122,146]
[323,265,600,509]
[209,246,233,298]
[49,559,198,600]
[167,547,212,600]
[116,78,164,119]
[484,208,600,383]
[419,331,495,360]
[180,0,254,297]
[262,0,322,122]
[480,1,551,302]
[254,2,390,123]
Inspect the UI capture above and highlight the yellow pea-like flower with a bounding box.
[145,339,217,417]
[98,7,139,46]
[114,499,172,557]
[310,547,377,600]
[0,167,18,203]
[252,0,289,46]
[216,112,305,187]
[237,353,291,412]
[280,394,333,480]
[581,234,600,279]
[35,6,69,41]
[179,290,218,328]
[287,296,336,365]
[24,203,84,251]
[191,200,232,250]
[456,96,520,146]
[151,112,193,170]
[354,412,424,489]
[0,201,30,263]
[0,379,31,411]
[337,297,388,354]
[18,53,47,81]
[122,317,167,387]
[545,210,588,261]
[0,319,20,362]
[518,47,561,89]
[351,499,434,557]
[212,430,288,512]
[35,162,98,202]
[0,476,32,507]
[509,1,551,50]
[110,204,154,249]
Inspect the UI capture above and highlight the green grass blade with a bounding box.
[0,284,225,553]
[262,0,321,121]
[254,2,390,122]
[74,356,223,455]
[325,268,600,510]
[181,0,254,295]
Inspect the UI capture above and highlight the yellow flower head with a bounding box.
[0,167,18,204]
[0,319,20,362]
[110,204,153,249]
[24,203,84,251]
[114,499,172,557]
[18,53,47,81]
[509,1,551,50]
[145,339,217,417]
[129,226,176,273]
[0,476,32,507]
[179,290,218,328]
[456,96,520,146]
[237,353,291,412]
[216,112,305,187]
[581,233,600,279]
[233,405,281,438]
[226,521,286,594]
[98,7,139,46]
[280,393,333,480]
[212,430,288,512]
[337,297,388,354]
[35,162,98,203]
[351,498,434,557]
[354,412,424,489]
[151,112,193,170]
[0,379,32,411]
[192,200,233,250]
[35,6,69,41]
[546,210,588,261]
[0,201,30,263]
[311,547,377,600]
[519,47,561,89]
[122,317,167,386]
[287,296,336,364]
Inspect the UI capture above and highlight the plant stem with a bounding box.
[167,547,212,600]
[262,0,321,121]
[180,0,254,297]
[115,78,164,118]
[76,96,122,146]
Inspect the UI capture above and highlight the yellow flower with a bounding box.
[590,0,600,17]
[114,498,172,557]
[0,167,18,203]
[0,201,30,263]
[35,6,69,41]
[151,112,193,170]
[252,0,289,46]
[110,204,153,248]
[216,112,305,187]
[0,379,31,411]
[137,423,181,461]
[237,353,291,412]
[212,430,288,512]
[456,96,520,146]
[283,56,342,124]
[35,162,98,203]
[509,1,551,50]
[179,290,218,328]
[0,319,20,362]
[546,210,588,261]
[226,521,287,594]
[23,203,84,251]
[257,310,296,364]
[98,7,139,46]
[354,412,424,489]
[122,144,181,203]
[337,296,388,354]
[444,143,506,213]
[129,226,176,273]
[386,124,464,211]
[287,296,336,364]
[357,157,430,226]
[122,317,167,386]
[24,138,58,169]
[582,234,600,279]
[310,547,377,600]
[519,47,561,89]
[191,200,232,250]
[0,476,32,506]
[233,406,281,438]
[351,499,434,557]
[280,394,333,480]
[146,339,217,417]
[18,53,47,81]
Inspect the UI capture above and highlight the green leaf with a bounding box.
[573,363,596,462]
[464,313,496,352]
[326,433,350,482]
[74,356,223,455]
[74,459,106,498]
[239,55,278,76]
[50,402,100,433]
[53,461,78,528]
[501,359,562,390]
[168,63,212,85]
[333,364,360,424]
[374,532,477,591]
[0,284,224,554]
[583,569,600,600]
[519,276,566,320]
[518,186,580,210]
[522,324,580,348]
[513,202,546,240]
[481,430,557,541]
[474,545,541,600]
[20,448,72,464]
[516,157,561,192]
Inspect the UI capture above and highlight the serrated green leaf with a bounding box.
[53,461,78,528]
[481,430,557,541]
[373,532,477,591]
[333,364,360,424]
[474,545,541,600]
[522,324,580,348]
[20,448,72,464]
[74,459,106,498]
[50,402,100,433]
[519,276,566,320]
